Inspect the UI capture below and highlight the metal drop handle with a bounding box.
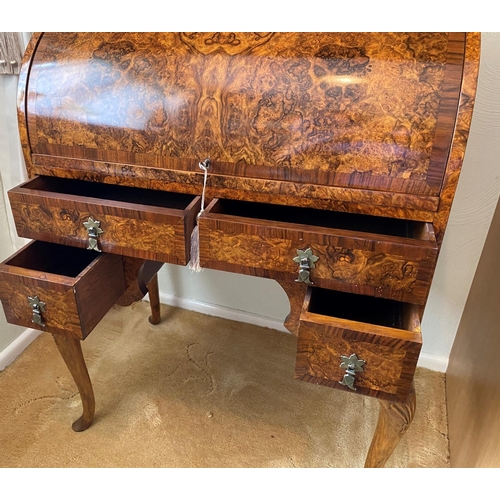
[83,216,103,252]
[339,354,366,391]
[28,296,46,327]
[293,247,319,284]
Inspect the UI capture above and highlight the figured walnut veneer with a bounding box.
[9,176,201,264]
[295,288,422,401]
[199,199,437,304]
[18,32,469,211]
[0,241,125,339]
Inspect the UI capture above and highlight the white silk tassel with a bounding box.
[188,159,210,272]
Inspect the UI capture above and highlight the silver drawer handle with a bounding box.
[293,247,319,284]
[339,354,366,391]
[83,216,103,252]
[28,295,46,327]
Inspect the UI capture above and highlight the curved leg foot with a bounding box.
[147,273,161,325]
[364,383,416,467]
[52,334,95,432]
[276,280,307,336]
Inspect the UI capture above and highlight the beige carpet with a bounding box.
[0,301,450,468]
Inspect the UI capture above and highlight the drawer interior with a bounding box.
[23,176,196,210]
[4,241,98,277]
[307,287,407,329]
[209,199,430,239]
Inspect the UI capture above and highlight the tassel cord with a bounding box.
[197,160,209,221]
[189,159,210,272]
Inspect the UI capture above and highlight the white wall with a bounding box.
[0,33,31,361]
[0,73,28,354]
[1,33,500,372]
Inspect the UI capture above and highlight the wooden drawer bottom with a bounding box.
[295,287,422,401]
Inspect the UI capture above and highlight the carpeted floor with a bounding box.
[0,301,450,468]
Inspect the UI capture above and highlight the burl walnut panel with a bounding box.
[9,183,201,264]
[0,274,82,337]
[24,32,465,198]
[0,242,125,339]
[295,311,422,402]
[198,207,438,304]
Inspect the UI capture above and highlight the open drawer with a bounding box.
[198,198,438,304]
[295,287,422,401]
[8,176,201,264]
[0,241,125,339]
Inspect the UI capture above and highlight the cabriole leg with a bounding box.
[52,334,95,432]
[147,273,161,325]
[364,382,416,467]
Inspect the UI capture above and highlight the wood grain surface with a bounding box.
[52,333,95,431]
[146,273,161,325]
[22,32,466,203]
[0,274,81,337]
[365,382,417,467]
[115,257,164,307]
[276,280,308,336]
[9,177,200,265]
[295,289,422,401]
[433,32,481,244]
[16,32,42,179]
[0,241,125,339]
[199,200,438,304]
[28,156,440,220]
[74,252,125,339]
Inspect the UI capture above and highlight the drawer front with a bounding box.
[199,199,437,304]
[0,241,125,339]
[295,288,422,401]
[9,177,201,265]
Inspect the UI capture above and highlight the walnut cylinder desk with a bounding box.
[0,33,480,467]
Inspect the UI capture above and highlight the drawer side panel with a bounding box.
[75,254,126,338]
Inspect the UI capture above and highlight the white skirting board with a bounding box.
[0,328,41,371]
[146,291,449,373]
[0,294,449,373]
